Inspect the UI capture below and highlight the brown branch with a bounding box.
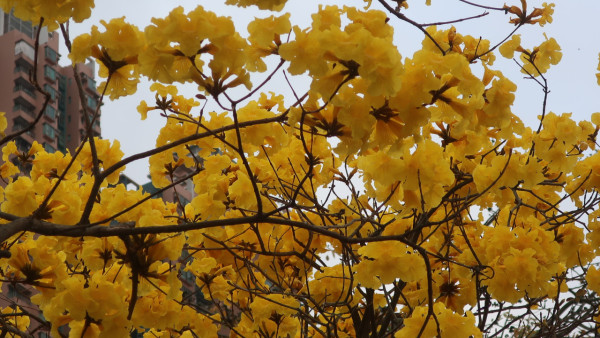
[421,11,489,27]
[377,0,446,55]
[458,0,507,11]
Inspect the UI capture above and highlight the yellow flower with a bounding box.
[537,3,555,26]
[2,238,66,291]
[279,26,328,76]
[434,273,476,314]
[396,303,481,338]
[246,294,300,337]
[0,0,94,31]
[137,100,154,120]
[2,177,38,216]
[142,6,251,94]
[96,18,145,61]
[229,172,261,210]
[70,18,144,100]
[246,13,291,72]
[70,33,94,63]
[225,0,287,11]
[597,53,600,85]
[504,247,538,289]
[70,17,145,64]
[150,83,178,97]
[308,265,353,305]
[79,138,125,184]
[499,34,522,59]
[248,13,291,49]
[0,112,6,136]
[587,266,600,294]
[98,63,140,100]
[0,161,19,179]
[31,150,80,182]
[521,35,562,76]
[1,141,17,162]
[481,76,517,127]
[355,241,426,289]
[556,223,587,268]
[45,182,83,225]
[1,307,30,332]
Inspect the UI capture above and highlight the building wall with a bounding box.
[0,29,62,154]
[58,60,101,153]
[0,10,101,156]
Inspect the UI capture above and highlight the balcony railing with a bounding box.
[14,83,37,99]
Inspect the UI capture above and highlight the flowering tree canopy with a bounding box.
[0,0,600,337]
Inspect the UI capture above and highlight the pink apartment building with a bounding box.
[0,9,193,204]
[0,10,101,156]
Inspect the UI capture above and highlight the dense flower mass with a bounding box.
[0,0,94,30]
[2,0,600,337]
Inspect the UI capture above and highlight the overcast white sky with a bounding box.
[59,0,600,183]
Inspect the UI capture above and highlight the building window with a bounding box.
[15,137,32,153]
[87,96,97,110]
[45,46,58,63]
[43,143,56,153]
[12,117,27,131]
[44,84,57,101]
[180,270,195,284]
[44,65,56,82]
[87,77,96,91]
[13,97,36,116]
[43,123,56,139]
[14,64,29,74]
[13,104,34,116]
[14,77,36,98]
[6,11,35,38]
[45,105,57,120]
[81,73,97,92]
[12,117,33,137]
[178,195,190,206]
[14,58,32,75]
[7,284,32,301]
[82,113,100,126]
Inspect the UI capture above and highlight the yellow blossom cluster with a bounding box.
[0,0,94,30]
[3,0,600,337]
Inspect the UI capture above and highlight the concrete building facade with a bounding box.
[0,9,101,156]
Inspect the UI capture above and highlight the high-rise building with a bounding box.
[0,8,193,206]
[0,9,101,156]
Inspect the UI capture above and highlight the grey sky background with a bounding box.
[58,1,600,184]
